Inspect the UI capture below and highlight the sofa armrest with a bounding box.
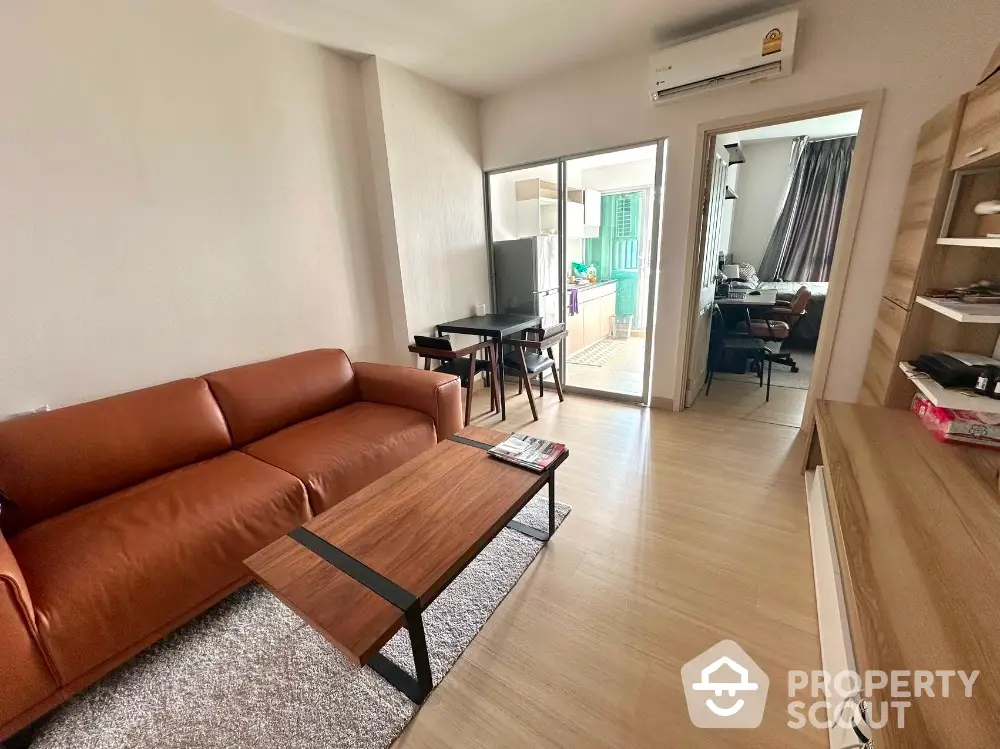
[0,534,60,736]
[353,362,463,441]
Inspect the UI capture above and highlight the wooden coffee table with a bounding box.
[244,426,568,705]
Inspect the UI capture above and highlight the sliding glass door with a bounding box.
[560,143,664,400]
[484,140,665,405]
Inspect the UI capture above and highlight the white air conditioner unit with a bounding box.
[650,8,798,105]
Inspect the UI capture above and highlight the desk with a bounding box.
[408,335,499,426]
[436,314,542,421]
[715,289,777,329]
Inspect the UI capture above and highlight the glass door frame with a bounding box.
[483,139,666,405]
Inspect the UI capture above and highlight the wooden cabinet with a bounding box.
[858,296,910,406]
[582,299,601,347]
[807,402,1000,749]
[566,281,618,355]
[584,189,602,227]
[566,310,584,354]
[952,75,1000,170]
[600,291,616,337]
[515,179,588,238]
[981,41,1000,85]
[881,99,964,309]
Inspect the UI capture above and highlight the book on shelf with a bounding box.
[488,434,565,472]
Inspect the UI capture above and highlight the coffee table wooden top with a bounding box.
[244,426,564,665]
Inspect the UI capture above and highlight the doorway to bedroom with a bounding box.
[682,107,867,427]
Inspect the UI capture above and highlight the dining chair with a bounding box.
[411,335,497,425]
[706,304,771,402]
[502,324,568,421]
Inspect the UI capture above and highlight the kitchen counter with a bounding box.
[568,279,617,306]
[807,401,1000,748]
[567,279,617,290]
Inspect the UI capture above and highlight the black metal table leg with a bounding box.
[288,527,433,705]
[369,604,432,704]
[497,335,506,421]
[505,469,555,542]
[548,469,556,538]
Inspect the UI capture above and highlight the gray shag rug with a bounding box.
[30,495,570,749]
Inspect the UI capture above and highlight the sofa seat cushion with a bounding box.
[9,451,309,684]
[244,402,435,515]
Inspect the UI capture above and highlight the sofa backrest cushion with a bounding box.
[0,379,232,534]
[204,349,359,447]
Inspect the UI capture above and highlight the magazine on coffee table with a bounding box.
[488,434,566,472]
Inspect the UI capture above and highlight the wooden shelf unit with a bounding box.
[860,47,1000,409]
[936,237,1000,248]
[915,295,1000,323]
[898,361,1000,413]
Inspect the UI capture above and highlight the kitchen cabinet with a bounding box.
[566,281,618,355]
[565,201,585,237]
[582,299,601,346]
[584,189,602,227]
[514,178,590,238]
[567,310,584,354]
[600,292,617,337]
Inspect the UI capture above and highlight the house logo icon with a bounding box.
[681,640,770,728]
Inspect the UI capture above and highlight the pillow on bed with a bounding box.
[737,263,759,286]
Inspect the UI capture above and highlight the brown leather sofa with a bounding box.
[0,349,461,740]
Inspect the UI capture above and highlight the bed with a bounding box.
[757,281,828,350]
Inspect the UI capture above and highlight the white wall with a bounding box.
[367,58,491,341]
[729,139,796,270]
[480,0,1000,403]
[580,160,656,192]
[0,0,390,415]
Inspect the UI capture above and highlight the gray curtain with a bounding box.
[757,135,856,282]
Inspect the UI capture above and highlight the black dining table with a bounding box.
[436,313,542,421]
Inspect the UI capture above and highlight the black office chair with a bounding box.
[705,305,771,402]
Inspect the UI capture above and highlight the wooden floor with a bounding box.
[690,379,808,428]
[394,389,826,748]
[565,335,646,396]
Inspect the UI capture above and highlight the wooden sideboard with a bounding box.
[806,401,1000,748]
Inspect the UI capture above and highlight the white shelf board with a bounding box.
[915,296,1000,323]
[898,362,1000,413]
[936,237,1000,248]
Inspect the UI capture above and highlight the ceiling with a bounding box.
[721,110,863,143]
[215,0,784,96]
